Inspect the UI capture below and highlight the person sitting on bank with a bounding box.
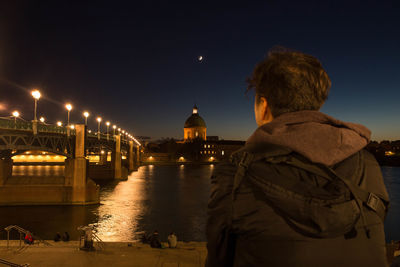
[24,232,34,245]
[62,232,70,242]
[149,230,162,248]
[168,232,177,248]
[54,232,61,242]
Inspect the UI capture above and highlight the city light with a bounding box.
[65,104,72,111]
[31,89,41,121]
[70,125,75,129]
[83,111,90,125]
[106,121,110,140]
[97,117,102,140]
[132,137,141,146]
[39,117,45,123]
[12,110,19,127]
[31,90,41,100]
[113,125,117,136]
[57,121,62,126]
[12,111,20,117]
[65,103,72,126]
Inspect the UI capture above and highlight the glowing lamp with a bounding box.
[31,90,41,100]
[65,103,72,111]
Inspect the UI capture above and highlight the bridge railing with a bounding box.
[0,118,32,131]
[0,118,132,144]
[86,132,130,144]
[0,118,76,135]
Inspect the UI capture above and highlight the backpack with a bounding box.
[230,146,389,239]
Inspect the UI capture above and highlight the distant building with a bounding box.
[143,105,245,164]
[184,105,206,141]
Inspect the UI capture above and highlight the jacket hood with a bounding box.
[246,110,371,166]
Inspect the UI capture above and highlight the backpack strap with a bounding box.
[231,152,254,201]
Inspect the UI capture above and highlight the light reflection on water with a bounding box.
[0,165,212,242]
[93,167,147,241]
[12,165,64,177]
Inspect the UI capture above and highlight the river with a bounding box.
[0,165,399,243]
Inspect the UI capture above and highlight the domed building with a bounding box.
[184,105,207,141]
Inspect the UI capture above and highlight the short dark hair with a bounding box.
[247,47,331,117]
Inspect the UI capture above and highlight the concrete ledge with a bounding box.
[0,241,207,267]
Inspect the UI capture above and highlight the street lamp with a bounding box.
[112,125,116,136]
[97,117,102,140]
[12,111,19,128]
[31,90,41,121]
[57,121,62,127]
[106,121,110,140]
[83,111,89,125]
[65,103,72,126]
[39,117,45,123]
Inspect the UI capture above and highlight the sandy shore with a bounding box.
[0,240,207,267]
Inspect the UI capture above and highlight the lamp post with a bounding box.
[39,117,45,123]
[106,121,110,140]
[65,104,72,136]
[113,125,116,136]
[31,90,41,122]
[97,117,102,140]
[65,104,72,126]
[31,90,41,134]
[12,111,19,129]
[83,111,89,126]
[57,121,62,127]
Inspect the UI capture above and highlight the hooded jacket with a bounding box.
[206,111,389,267]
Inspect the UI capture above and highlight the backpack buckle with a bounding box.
[366,193,380,212]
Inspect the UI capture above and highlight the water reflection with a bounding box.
[93,167,147,241]
[0,165,213,242]
[13,165,64,177]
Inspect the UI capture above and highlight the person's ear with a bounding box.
[260,97,274,124]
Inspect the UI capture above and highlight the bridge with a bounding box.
[0,118,141,206]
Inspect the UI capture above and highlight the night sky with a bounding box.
[0,1,399,141]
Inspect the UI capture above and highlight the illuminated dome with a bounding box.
[184,115,206,129]
[184,105,207,141]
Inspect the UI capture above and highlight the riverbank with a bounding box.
[0,240,207,267]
